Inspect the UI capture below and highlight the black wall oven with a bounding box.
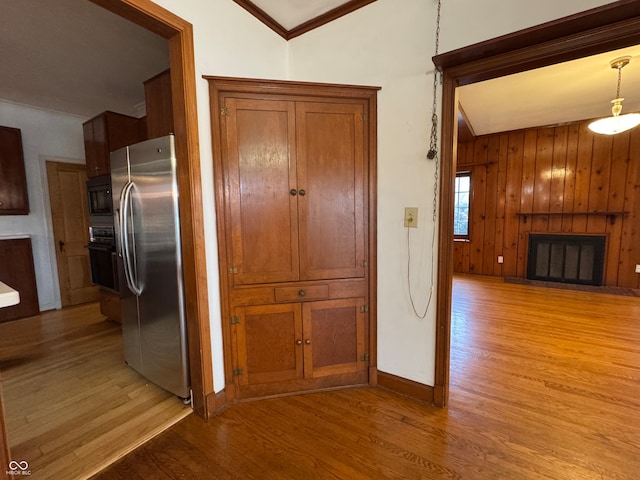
[87,225,118,292]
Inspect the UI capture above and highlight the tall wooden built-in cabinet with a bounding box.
[208,77,379,400]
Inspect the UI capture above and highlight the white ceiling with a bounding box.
[0,0,169,119]
[459,45,640,136]
[1,0,639,135]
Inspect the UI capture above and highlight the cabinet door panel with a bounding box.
[302,298,366,379]
[0,126,29,214]
[296,102,366,280]
[235,303,303,386]
[90,115,110,177]
[225,98,300,285]
[0,239,39,322]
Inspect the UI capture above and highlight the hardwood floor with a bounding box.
[0,302,191,480]
[92,274,640,479]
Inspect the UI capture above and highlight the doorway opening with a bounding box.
[432,2,640,407]
[1,0,212,476]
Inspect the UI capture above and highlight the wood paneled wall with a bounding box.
[454,120,640,289]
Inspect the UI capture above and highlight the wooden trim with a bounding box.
[287,0,378,40]
[377,371,434,404]
[367,87,379,375]
[432,2,640,408]
[0,376,9,480]
[206,76,379,402]
[433,0,640,75]
[231,0,288,39]
[434,72,457,408]
[232,0,377,40]
[206,389,229,415]
[89,0,212,419]
[203,75,382,98]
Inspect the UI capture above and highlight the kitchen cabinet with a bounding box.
[144,69,174,139]
[82,111,142,177]
[100,289,121,323]
[0,238,39,323]
[0,126,29,215]
[208,77,378,400]
[234,298,367,396]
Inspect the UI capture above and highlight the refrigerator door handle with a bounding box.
[120,180,143,296]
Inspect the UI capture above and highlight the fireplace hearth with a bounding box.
[527,234,606,286]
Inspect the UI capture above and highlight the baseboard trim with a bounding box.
[376,371,434,404]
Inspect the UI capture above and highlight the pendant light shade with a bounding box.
[588,56,640,135]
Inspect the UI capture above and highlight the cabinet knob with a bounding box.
[296,339,302,345]
[298,189,306,196]
[0,201,3,206]
[289,189,298,196]
[298,290,306,297]
[305,339,311,345]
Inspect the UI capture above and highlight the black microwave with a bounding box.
[87,175,113,218]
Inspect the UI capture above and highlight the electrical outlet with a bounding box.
[497,255,504,264]
[635,264,640,274]
[404,207,418,228]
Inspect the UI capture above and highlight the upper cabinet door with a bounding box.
[0,126,29,215]
[296,102,366,281]
[224,97,300,285]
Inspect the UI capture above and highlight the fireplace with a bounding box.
[527,234,606,286]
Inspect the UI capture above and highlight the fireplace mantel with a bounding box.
[516,211,629,225]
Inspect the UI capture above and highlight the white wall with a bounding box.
[0,100,86,311]
[287,0,617,385]
[151,0,289,392]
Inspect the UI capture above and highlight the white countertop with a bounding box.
[0,281,20,308]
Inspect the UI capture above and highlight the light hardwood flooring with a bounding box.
[93,274,640,479]
[0,302,191,480]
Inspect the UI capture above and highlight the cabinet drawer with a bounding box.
[275,285,329,302]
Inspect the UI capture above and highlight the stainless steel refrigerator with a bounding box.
[111,134,190,400]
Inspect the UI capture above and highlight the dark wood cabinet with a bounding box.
[209,77,378,400]
[99,289,121,323]
[144,69,174,139]
[82,111,142,177]
[0,238,39,323]
[0,126,29,215]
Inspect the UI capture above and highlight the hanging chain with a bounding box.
[428,0,442,223]
[615,64,623,99]
[408,0,442,319]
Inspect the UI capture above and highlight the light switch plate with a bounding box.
[635,264,640,274]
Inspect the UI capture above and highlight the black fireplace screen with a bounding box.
[527,234,606,286]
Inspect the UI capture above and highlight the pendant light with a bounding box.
[588,56,640,135]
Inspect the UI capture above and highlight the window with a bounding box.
[454,172,470,239]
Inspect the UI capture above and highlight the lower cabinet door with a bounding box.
[302,297,367,379]
[233,297,368,396]
[235,303,303,387]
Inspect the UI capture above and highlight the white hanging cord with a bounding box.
[407,0,442,319]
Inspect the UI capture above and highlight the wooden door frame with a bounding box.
[88,0,213,417]
[0,0,216,464]
[432,1,640,407]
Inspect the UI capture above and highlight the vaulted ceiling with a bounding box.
[232,0,376,39]
[1,0,639,138]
